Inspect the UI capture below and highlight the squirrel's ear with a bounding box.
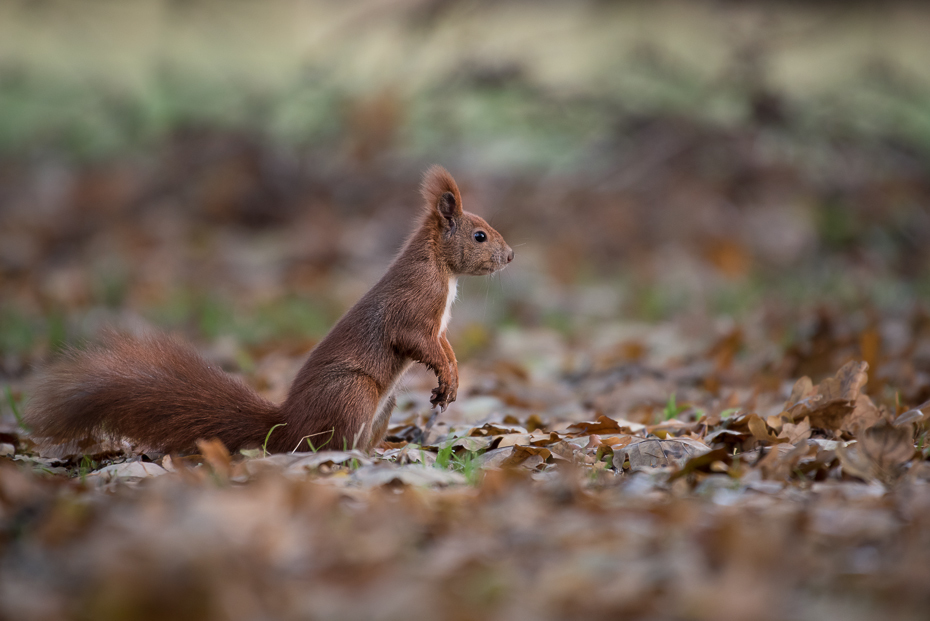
[437,192,457,234]
[421,165,463,220]
[437,191,458,218]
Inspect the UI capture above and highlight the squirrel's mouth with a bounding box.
[474,262,506,276]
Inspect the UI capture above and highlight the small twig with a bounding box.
[351,422,368,451]
[291,428,335,454]
[416,406,443,445]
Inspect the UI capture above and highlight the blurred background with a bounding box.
[2,0,930,390]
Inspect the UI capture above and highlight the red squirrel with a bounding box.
[25,166,513,454]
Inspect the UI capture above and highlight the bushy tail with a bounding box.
[25,331,284,454]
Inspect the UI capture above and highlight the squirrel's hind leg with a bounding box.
[277,373,381,453]
[369,393,397,451]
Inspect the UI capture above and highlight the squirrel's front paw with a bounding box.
[430,381,457,411]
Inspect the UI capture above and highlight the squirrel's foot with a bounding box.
[430,381,457,411]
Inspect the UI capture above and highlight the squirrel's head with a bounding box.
[421,166,514,276]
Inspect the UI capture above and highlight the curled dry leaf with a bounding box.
[747,414,787,445]
[380,443,430,465]
[86,461,169,483]
[196,438,232,481]
[893,408,925,427]
[613,437,710,471]
[756,442,812,481]
[858,420,915,476]
[805,403,853,432]
[766,413,791,433]
[837,420,915,485]
[704,428,746,446]
[567,415,645,435]
[785,376,815,409]
[787,361,875,432]
[351,464,466,488]
[469,422,528,436]
[647,418,701,437]
[598,435,635,449]
[286,450,373,473]
[836,443,874,483]
[477,447,516,469]
[451,435,496,452]
[667,448,731,482]
[818,360,869,403]
[548,440,587,462]
[499,445,552,469]
[841,394,884,435]
[492,433,536,449]
[777,417,812,444]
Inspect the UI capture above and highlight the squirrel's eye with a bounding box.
[474,231,487,243]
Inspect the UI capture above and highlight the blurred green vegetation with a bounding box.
[2,60,929,168]
[0,291,335,364]
[147,289,335,344]
[1,1,930,165]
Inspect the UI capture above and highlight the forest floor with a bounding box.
[3,2,930,616]
[2,121,930,620]
[3,313,930,621]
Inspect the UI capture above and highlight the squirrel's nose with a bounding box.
[506,249,514,263]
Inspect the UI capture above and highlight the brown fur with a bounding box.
[25,166,514,454]
[27,331,283,453]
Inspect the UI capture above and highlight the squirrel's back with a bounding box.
[26,331,282,453]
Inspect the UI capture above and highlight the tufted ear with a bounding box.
[437,191,458,219]
[421,165,463,218]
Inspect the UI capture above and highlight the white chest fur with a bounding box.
[440,277,458,334]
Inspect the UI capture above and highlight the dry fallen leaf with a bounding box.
[837,418,915,485]
[841,394,883,435]
[86,461,169,484]
[285,450,373,473]
[451,436,497,452]
[351,464,466,487]
[613,437,710,471]
[893,408,926,427]
[469,422,528,437]
[499,445,552,469]
[785,376,815,409]
[196,438,232,481]
[567,415,645,436]
[818,360,869,402]
[704,428,746,446]
[777,417,812,444]
[747,414,787,445]
[492,433,536,449]
[756,442,811,481]
[787,361,872,431]
[668,448,731,481]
